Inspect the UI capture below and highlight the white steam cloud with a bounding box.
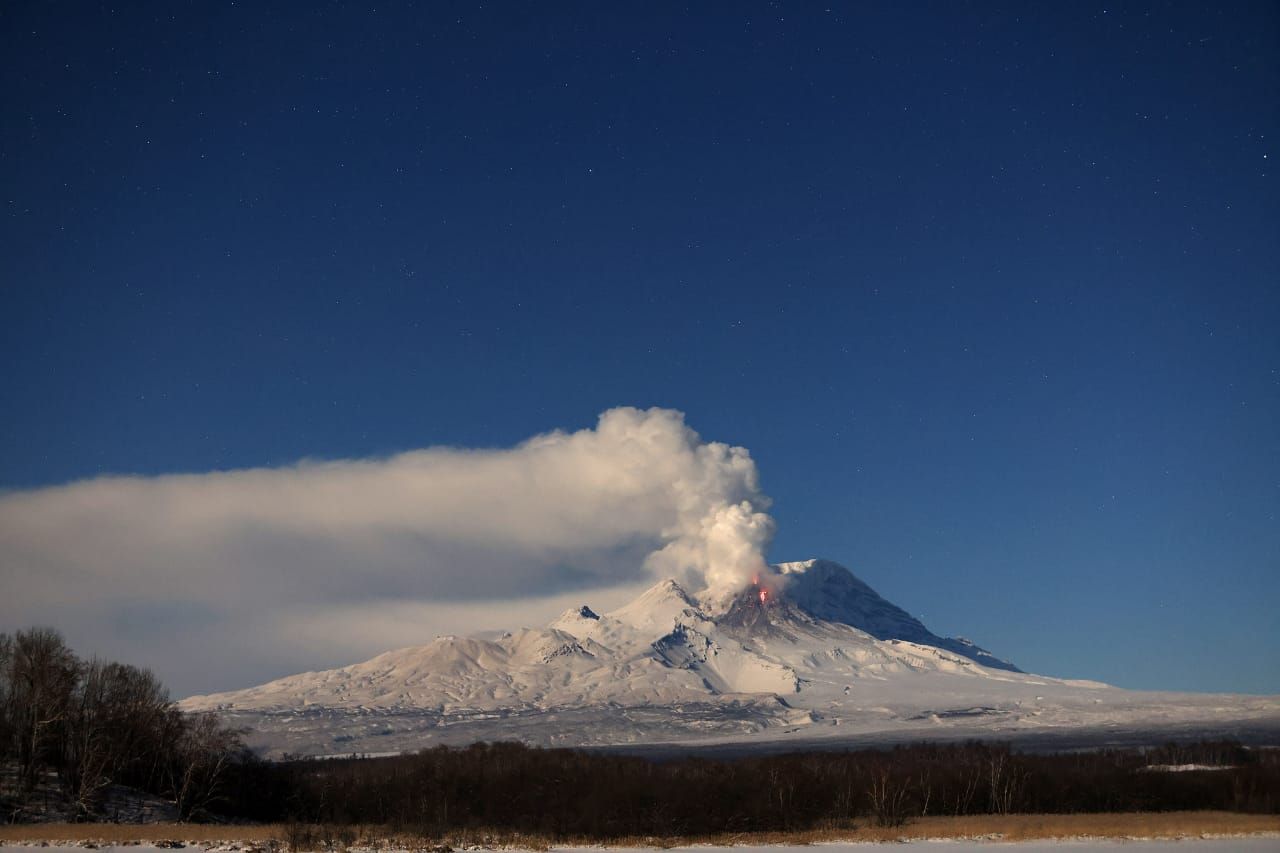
[0,407,773,695]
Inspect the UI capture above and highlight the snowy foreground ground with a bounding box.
[599,840,1280,845]
[5,842,1280,853]
[594,844,1280,851]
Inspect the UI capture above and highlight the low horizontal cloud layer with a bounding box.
[0,407,774,695]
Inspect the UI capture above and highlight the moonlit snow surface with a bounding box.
[4,840,1278,853]
[606,843,1276,852]
[599,843,1277,852]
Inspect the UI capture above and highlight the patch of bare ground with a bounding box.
[1,813,1278,847]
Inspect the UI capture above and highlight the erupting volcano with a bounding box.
[182,559,1280,758]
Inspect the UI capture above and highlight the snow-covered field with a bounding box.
[619,844,1278,852]
[182,561,1280,758]
[622,844,1279,851]
[5,842,1279,853]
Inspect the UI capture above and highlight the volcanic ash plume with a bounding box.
[638,425,777,609]
[0,405,777,633]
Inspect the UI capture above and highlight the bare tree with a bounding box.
[986,750,1024,815]
[0,633,13,762]
[865,763,910,827]
[8,628,79,796]
[916,765,933,817]
[169,711,245,820]
[61,659,114,816]
[101,663,175,793]
[951,755,980,816]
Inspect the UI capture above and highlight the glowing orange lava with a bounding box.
[758,588,769,604]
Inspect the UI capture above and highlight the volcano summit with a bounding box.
[182,560,1280,757]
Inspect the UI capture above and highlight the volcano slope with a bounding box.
[181,559,1280,757]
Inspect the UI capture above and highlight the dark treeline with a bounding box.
[222,739,1280,836]
[3,628,1278,833]
[0,628,246,822]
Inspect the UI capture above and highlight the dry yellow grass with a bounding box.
[1,812,1278,847]
[0,824,276,844]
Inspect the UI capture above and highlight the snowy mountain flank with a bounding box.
[182,559,1280,757]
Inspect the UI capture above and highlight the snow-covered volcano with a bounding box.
[182,559,1280,757]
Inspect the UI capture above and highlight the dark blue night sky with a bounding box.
[2,3,1277,693]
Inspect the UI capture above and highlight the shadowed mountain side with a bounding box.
[777,560,1021,672]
